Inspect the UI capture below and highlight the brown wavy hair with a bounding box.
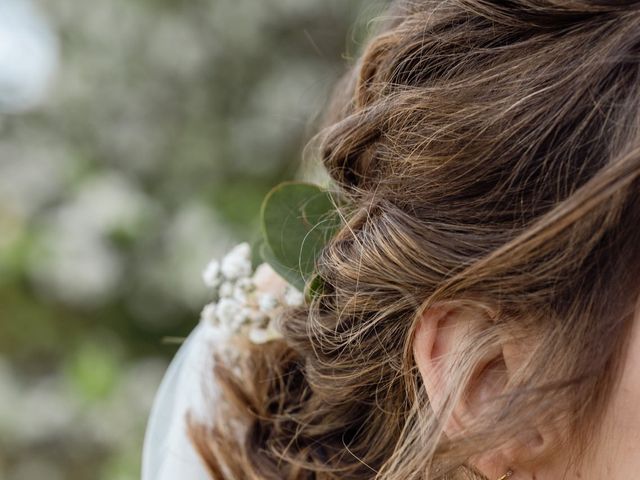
[188,1,640,478]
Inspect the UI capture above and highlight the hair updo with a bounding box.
[189,1,640,478]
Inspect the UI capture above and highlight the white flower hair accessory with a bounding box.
[199,242,304,345]
[197,182,343,346]
[142,183,342,480]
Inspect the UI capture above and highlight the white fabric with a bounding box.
[142,320,232,480]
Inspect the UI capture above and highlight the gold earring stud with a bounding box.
[497,469,514,480]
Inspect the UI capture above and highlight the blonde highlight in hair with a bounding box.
[190,1,640,478]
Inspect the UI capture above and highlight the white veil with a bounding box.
[141,320,232,480]
[141,246,292,480]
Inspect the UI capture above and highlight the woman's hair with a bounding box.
[189,1,640,478]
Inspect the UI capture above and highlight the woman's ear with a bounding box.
[412,302,496,434]
[412,302,549,478]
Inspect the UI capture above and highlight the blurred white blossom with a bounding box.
[159,203,233,309]
[0,0,58,112]
[52,172,152,237]
[28,230,122,307]
[0,0,370,478]
[0,140,70,219]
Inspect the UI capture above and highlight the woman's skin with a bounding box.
[413,296,640,479]
[583,293,640,479]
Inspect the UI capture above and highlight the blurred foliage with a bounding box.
[0,0,387,478]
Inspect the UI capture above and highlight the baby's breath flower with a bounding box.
[201,259,221,288]
[198,244,291,346]
[233,277,254,302]
[235,277,254,292]
[200,302,218,325]
[247,310,268,326]
[216,297,241,327]
[220,242,252,279]
[258,292,278,313]
[248,323,282,344]
[284,286,304,307]
[218,281,234,298]
[229,312,246,331]
[238,306,254,321]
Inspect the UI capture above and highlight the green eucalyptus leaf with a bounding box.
[259,241,306,292]
[305,273,325,304]
[260,182,341,293]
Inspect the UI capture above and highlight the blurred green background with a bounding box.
[0,1,385,478]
